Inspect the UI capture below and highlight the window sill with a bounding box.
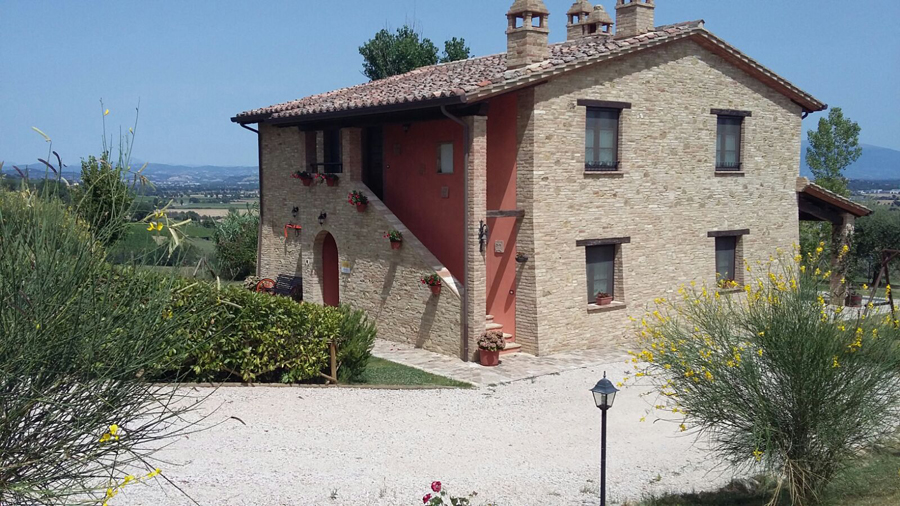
[584,170,625,178]
[587,301,627,313]
[715,171,745,177]
[717,287,744,295]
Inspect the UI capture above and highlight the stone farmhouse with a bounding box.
[233,0,870,361]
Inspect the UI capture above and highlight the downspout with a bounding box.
[240,123,263,277]
[441,105,471,362]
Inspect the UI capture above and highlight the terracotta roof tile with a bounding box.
[234,20,824,122]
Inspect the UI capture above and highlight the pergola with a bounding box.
[797,177,873,305]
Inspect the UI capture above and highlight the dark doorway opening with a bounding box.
[363,126,384,201]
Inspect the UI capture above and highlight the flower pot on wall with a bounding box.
[429,285,441,296]
[301,178,314,187]
[326,179,337,187]
[479,350,500,367]
[356,203,368,213]
[390,240,402,250]
[596,294,613,306]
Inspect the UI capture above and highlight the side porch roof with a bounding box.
[797,177,872,223]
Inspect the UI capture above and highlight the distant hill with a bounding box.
[0,162,259,186]
[801,142,900,181]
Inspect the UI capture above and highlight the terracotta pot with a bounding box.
[596,295,614,306]
[390,240,402,250]
[326,178,337,187]
[301,178,313,187]
[847,294,863,307]
[429,285,441,296]
[356,203,368,213]
[479,349,500,367]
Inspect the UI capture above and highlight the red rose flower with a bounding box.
[431,481,442,493]
[423,493,432,504]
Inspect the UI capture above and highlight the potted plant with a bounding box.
[384,229,403,249]
[847,288,863,307]
[595,292,614,306]
[292,171,315,186]
[319,173,340,187]
[348,190,368,212]
[421,274,442,295]
[478,330,506,367]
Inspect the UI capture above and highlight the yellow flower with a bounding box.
[679,424,687,432]
[104,109,110,116]
[639,416,646,422]
[753,449,764,462]
[833,356,840,368]
[146,222,155,231]
[794,254,803,262]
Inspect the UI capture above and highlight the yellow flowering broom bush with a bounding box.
[631,247,900,505]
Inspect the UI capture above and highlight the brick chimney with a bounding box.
[507,0,550,70]
[566,1,592,41]
[584,5,614,36]
[615,0,655,39]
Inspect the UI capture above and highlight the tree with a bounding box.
[441,37,471,63]
[214,206,259,280]
[359,25,470,80]
[806,107,862,197]
[850,206,900,282]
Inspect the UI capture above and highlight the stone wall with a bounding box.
[258,124,463,358]
[527,38,803,354]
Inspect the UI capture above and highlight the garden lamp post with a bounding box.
[591,372,618,506]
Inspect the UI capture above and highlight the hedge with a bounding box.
[160,281,376,384]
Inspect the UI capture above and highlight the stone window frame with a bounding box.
[578,100,631,177]
[436,141,454,174]
[712,109,751,173]
[708,229,749,288]
[577,237,629,311]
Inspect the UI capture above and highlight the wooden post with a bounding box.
[330,340,338,383]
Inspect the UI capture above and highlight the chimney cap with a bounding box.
[586,5,614,25]
[616,0,655,7]
[508,0,550,16]
[567,0,593,16]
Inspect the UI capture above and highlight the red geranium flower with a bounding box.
[431,481,441,493]
[423,493,432,504]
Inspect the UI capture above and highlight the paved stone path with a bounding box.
[372,339,627,387]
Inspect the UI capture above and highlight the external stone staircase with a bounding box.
[485,315,521,355]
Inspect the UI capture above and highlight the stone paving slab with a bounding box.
[372,339,627,387]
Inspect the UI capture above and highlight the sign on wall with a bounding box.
[341,261,351,274]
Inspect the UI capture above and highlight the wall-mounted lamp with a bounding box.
[318,212,327,226]
[478,220,490,254]
[516,253,529,263]
[292,207,299,218]
[402,123,411,133]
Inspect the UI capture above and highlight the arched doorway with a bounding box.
[321,232,340,306]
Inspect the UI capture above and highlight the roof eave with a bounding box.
[234,95,467,127]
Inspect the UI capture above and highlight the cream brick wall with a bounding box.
[527,39,802,354]
[258,124,463,358]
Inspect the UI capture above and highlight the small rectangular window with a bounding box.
[437,142,454,174]
[715,236,738,282]
[585,108,619,171]
[716,116,742,170]
[586,245,616,301]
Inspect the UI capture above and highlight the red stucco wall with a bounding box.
[383,119,466,282]
[486,93,519,338]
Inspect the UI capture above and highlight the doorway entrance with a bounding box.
[321,232,340,306]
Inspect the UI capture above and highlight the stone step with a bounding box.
[500,342,522,356]
[503,332,515,343]
[485,322,504,332]
[485,314,494,322]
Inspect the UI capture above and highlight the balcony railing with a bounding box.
[310,162,343,174]
[585,161,620,172]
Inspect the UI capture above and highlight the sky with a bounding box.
[2,0,899,167]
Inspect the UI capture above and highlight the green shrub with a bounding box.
[336,305,378,382]
[0,189,210,504]
[162,283,342,383]
[213,207,258,280]
[632,249,900,505]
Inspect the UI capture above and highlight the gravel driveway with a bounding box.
[120,361,730,506]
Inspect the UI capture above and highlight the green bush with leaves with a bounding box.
[162,283,353,383]
[335,305,377,382]
[631,248,900,505]
[0,189,209,504]
[213,206,259,280]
